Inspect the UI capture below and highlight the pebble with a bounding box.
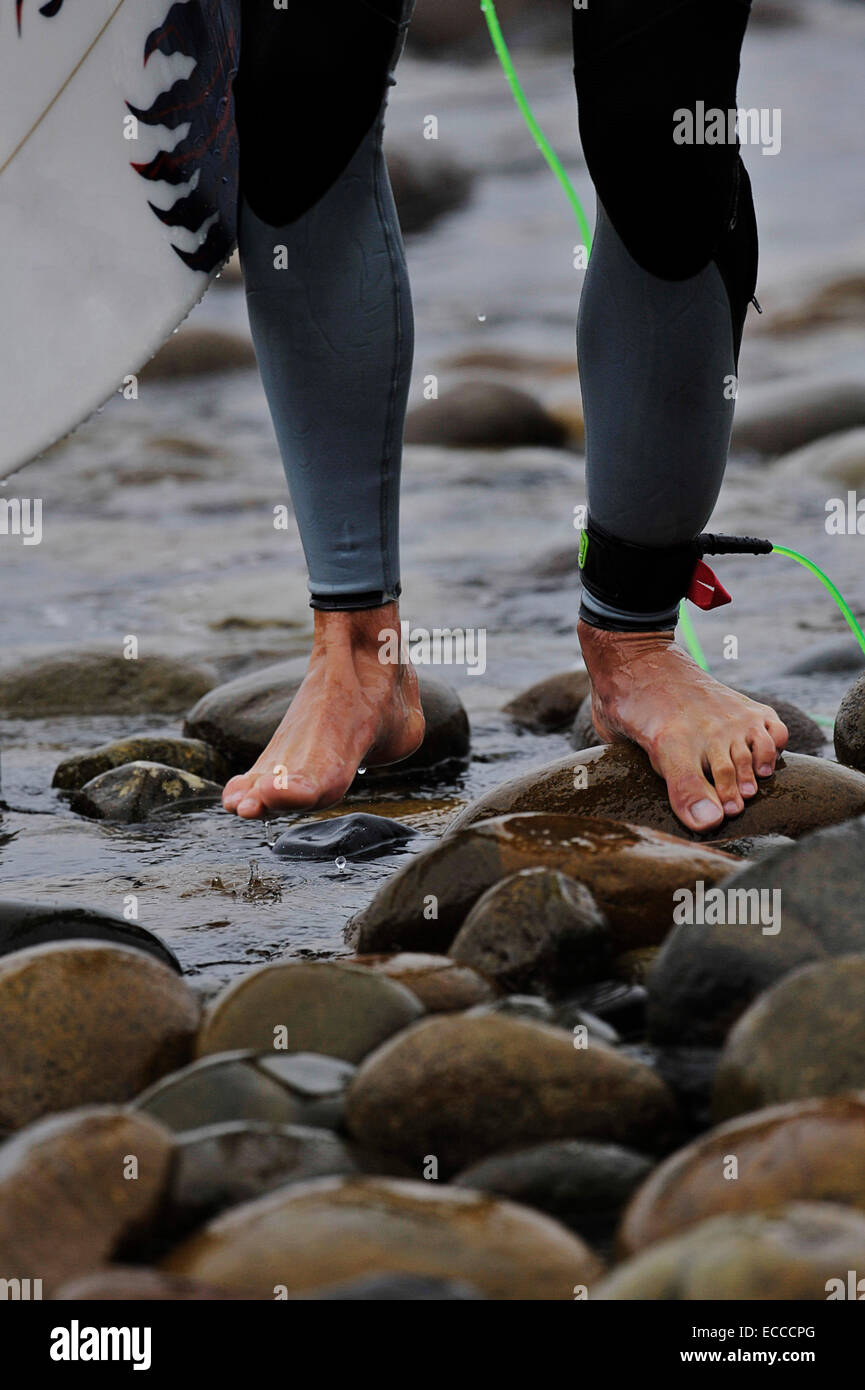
[0,651,213,717]
[595,1203,865,1300]
[449,867,611,994]
[346,810,739,957]
[404,380,568,449]
[347,952,497,1011]
[0,943,199,1132]
[713,956,865,1121]
[196,960,424,1064]
[447,741,865,842]
[0,899,180,973]
[53,736,231,792]
[161,1175,602,1300]
[0,1107,173,1296]
[344,1013,677,1173]
[272,813,419,860]
[503,668,591,733]
[620,1093,865,1256]
[70,761,223,822]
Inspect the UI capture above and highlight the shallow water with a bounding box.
[1,2,864,986]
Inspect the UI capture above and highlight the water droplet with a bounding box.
[335,856,347,872]
[357,765,367,775]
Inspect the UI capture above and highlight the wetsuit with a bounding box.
[236,0,757,627]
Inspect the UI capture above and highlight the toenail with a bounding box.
[758,764,774,777]
[723,801,739,816]
[741,781,757,796]
[690,799,721,826]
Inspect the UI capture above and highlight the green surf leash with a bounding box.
[481,0,865,711]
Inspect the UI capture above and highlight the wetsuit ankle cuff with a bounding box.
[309,586,401,612]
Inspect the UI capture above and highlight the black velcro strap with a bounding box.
[579,520,700,616]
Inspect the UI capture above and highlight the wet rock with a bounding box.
[387,148,472,234]
[404,381,568,449]
[348,953,497,1012]
[834,670,865,772]
[288,1273,485,1300]
[556,981,647,1042]
[344,1013,677,1172]
[163,1122,362,1239]
[184,660,469,779]
[449,867,611,993]
[647,815,865,1046]
[143,326,256,379]
[134,1051,355,1134]
[613,948,660,986]
[347,811,739,957]
[162,1175,602,1300]
[714,833,795,860]
[447,742,865,842]
[455,1140,652,1247]
[572,690,824,758]
[594,1203,865,1300]
[713,956,865,1121]
[70,761,223,822]
[779,636,865,677]
[0,900,180,973]
[54,1267,255,1300]
[53,736,231,792]
[0,943,198,1132]
[773,426,865,486]
[273,813,419,861]
[196,961,424,1064]
[620,1093,865,1256]
[0,1108,173,1296]
[0,651,213,717]
[469,994,556,1025]
[503,669,590,733]
[731,375,865,456]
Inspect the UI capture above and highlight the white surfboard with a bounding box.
[0,0,240,478]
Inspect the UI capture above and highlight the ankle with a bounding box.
[312,602,405,663]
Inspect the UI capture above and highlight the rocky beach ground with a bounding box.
[2,0,865,1301]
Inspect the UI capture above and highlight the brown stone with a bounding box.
[53,736,231,791]
[449,868,610,994]
[713,956,865,1121]
[503,669,591,733]
[620,1092,865,1256]
[344,1013,677,1173]
[197,961,424,1064]
[595,1203,865,1300]
[348,953,497,1011]
[162,1175,601,1300]
[54,1267,255,1300]
[447,742,865,841]
[0,943,199,1131]
[346,811,739,957]
[0,1108,173,1295]
[0,651,213,718]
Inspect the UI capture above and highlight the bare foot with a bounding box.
[578,620,789,833]
[222,603,425,819]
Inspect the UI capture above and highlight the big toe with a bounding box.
[663,758,725,833]
[222,774,256,811]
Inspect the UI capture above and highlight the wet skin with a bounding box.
[578,620,789,833]
[222,603,425,819]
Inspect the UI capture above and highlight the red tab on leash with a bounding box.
[687,559,731,610]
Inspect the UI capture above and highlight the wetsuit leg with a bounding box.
[573,0,758,630]
[235,0,414,609]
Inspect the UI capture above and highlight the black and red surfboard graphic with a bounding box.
[14,0,239,273]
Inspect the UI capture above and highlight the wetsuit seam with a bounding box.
[372,106,402,599]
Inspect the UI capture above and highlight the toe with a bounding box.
[730,738,758,798]
[708,745,743,817]
[222,774,255,811]
[662,755,725,832]
[748,724,780,778]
